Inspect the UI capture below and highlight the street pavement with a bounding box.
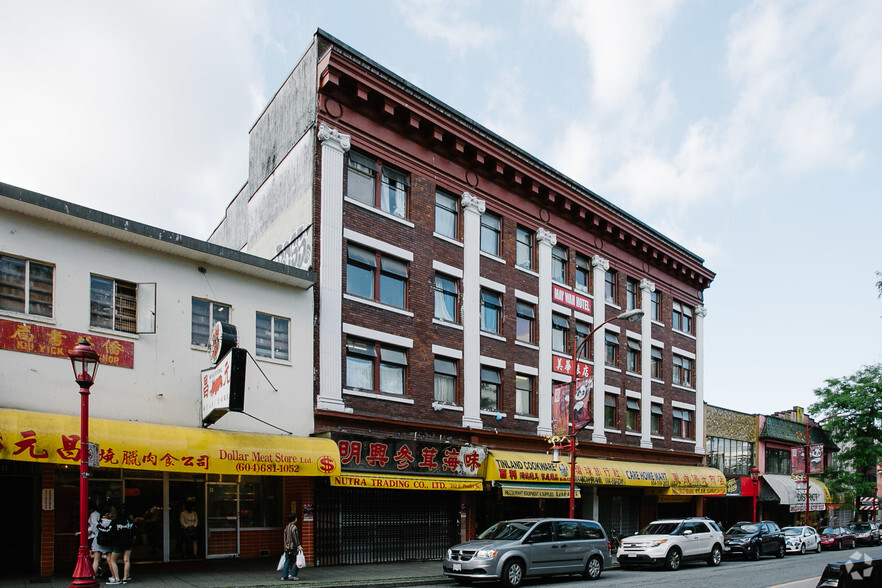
[0,558,452,588]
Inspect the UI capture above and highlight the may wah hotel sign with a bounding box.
[0,318,134,368]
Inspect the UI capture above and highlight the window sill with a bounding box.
[625,431,642,437]
[671,383,695,392]
[0,311,56,325]
[604,366,621,373]
[625,371,642,378]
[651,434,664,440]
[651,378,665,384]
[345,197,415,228]
[480,332,506,342]
[433,318,463,330]
[433,232,463,248]
[343,294,414,317]
[480,410,507,419]
[672,437,695,444]
[514,265,538,278]
[89,326,139,341]
[432,402,463,412]
[479,251,507,265]
[672,329,697,341]
[514,414,539,422]
[343,388,414,404]
[514,340,539,350]
[254,355,292,367]
[604,301,622,310]
[651,320,665,328]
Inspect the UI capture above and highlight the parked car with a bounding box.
[783,526,821,554]
[616,517,725,571]
[848,521,881,546]
[724,520,786,560]
[443,517,612,587]
[818,526,857,551]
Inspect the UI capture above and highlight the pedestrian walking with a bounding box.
[107,505,136,585]
[280,513,302,581]
[94,509,115,578]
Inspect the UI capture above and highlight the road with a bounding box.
[510,544,882,587]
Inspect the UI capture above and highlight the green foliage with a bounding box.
[810,363,882,499]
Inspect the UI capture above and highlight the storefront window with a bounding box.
[239,477,282,528]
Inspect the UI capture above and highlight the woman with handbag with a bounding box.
[281,513,303,581]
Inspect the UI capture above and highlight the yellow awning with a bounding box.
[497,482,581,499]
[483,450,726,495]
[330,472,482,491]
[0,408,340,477]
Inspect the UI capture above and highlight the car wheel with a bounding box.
[750,544,760,561]
[776,543,785,558]
[836,540,842,551]
[816,542,822,554]
[663,548,682,571]
[583,555,603,581]
[800,543,806,555]
[707,545,722,567]
[501,559,525,588]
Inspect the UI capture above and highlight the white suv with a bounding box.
[616,517,725,571]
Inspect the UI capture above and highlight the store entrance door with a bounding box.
[206,482,239,558]
[169,480,204,560]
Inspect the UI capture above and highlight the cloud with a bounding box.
[394,0,501,54]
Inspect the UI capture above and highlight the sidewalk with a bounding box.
[0,558,452,588]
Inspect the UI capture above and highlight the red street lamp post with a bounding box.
[803,418,827,526]
[749,466,760,523]
[69,338,100,588]
[551,309,644,518]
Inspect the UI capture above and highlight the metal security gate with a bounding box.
[314,478,460,565]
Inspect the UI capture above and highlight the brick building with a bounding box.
[210,30,724,564]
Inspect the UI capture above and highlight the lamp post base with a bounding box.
[69,546,98,588]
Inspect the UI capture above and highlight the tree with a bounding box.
[877,271,882,298]
[809,363,882,502]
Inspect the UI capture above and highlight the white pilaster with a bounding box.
[590,255,609,444]
[639,279,656,448]
[694,305,708,454]
[536,228,556,437]
[461,192,486,429]
[316,124,351,413]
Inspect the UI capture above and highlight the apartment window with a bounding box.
[672,300,693,334]
[604,332,618,366]
[575,254,591,294]
[604,394,617,428]
[551,313,569,353]
[480,367,500,412]
[90,275,136,333]
[0,255,53,317]
[192,298,230,347]
[480,212,501,256]
[516,227,534,270]
[673,354,693,387]
[434,358,457,404]
[515,374,535,416]
[551,245,567,282]
[345,338,407,396]
[604,269,617,303]
[434,274,458,323]
[765,448,791,475]
[707,437,755,476]
[346,151,408,218]
[626,398,640,432]
[255,312,289,361]
[346,245,408,308]
[672,408,693,439]
[650,403,663,435]
[650,290,661,321]
[626,278,640,310]
[435,190,458,239]
[480,290,502,334]
[516,301,535,343]
[651,347,663,379]
[626,339,641,373]
[575,322,591,360]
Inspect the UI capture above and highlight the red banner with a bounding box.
[552,379,593,436]
[552,284,592,314]
[0,318,134,368]
[552,355,592,378]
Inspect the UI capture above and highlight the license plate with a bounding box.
[453,563,462,572]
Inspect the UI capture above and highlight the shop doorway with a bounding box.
[123,478,163,562]
[169,480,205,560]
[206,482,239,558]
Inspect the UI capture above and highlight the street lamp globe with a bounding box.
[69,338,99,388]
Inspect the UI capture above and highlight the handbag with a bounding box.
[277,553,286,571]
[295,550,306,569]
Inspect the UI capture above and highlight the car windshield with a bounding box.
[639,522,681,535]
[821,528,838,536]
[727,523,759,535]
[478,521,533,541]
[851,523,870,531]
[783,528,803,536]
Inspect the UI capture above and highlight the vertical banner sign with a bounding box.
[791,444,825,475]
[552,383,569,436]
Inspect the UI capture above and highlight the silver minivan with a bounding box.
[443,517,612,587]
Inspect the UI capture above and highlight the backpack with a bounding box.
[96,521,116,548]
[114,520,135,548]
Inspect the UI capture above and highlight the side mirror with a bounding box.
[683,530,693,536]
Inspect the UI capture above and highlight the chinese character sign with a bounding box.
[0,318,134,368]
[330,433,483,477]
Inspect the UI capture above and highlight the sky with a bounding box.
[2,0,881,417]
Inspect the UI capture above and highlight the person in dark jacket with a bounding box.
[107,505,136,585]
